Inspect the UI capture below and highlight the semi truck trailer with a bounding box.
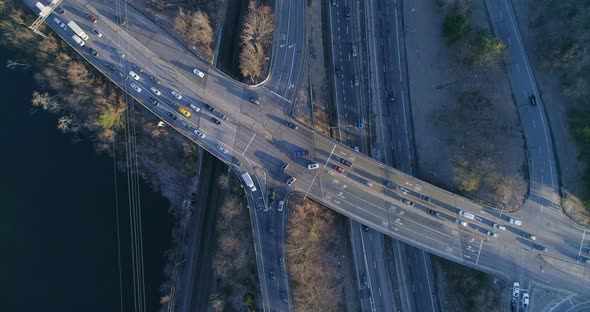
[67,21,89,41]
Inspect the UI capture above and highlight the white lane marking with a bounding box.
[475,239,484,264]
[243,133,256,154]
[324,145,338,167]
[422,249,437,312]
[507,37,512,46]
[516,63,520,72]
[532,119,536,128]
[577,230,587,259]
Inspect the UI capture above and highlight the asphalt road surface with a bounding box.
[28,0,590,310]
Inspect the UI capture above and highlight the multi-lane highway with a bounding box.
[27,0,590,310]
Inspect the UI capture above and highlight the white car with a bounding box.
[277,201,284,212]
[171,90,182,100]
[189,103,201,112]
[454,219,467,227]
[130,83,141,93]
[512,282,520,298]
[509,218,522,226]
[193,129,205,139]
[129,71,140,80]
[217,144,228,154]
[193,68,205,77]
[486,231,498,238]
[493,224,506,231]
[522,292,529,308]
[150,87,161,96]
[307,163,319,170]
[91,28,102,37]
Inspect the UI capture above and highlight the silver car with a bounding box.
[130,83,141,93]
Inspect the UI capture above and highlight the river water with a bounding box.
[0,50,171,311]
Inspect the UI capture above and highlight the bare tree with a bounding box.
[57,115,73,133]
[239,42,264,81]
[238,1,274,81]
[173,8,214,59]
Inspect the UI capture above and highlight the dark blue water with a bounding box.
[0,50,171,311]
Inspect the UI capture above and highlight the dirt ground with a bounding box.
[405,0,527,210]
[432,256,505,312]
[292,0,331,135]
[285,197,360,312]
[510,0,590,226]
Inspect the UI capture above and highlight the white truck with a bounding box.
[67,21,89,41]
[458,210,476,220]
[241,172,257,192]
[71,35,85,47]
[35,2,45,12]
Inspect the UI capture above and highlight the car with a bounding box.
[119,72,129,81]
[352,45,357,57]
[293,150,309,158]
[55,7,65,14]
[130,83,141,93]
[354,75,359,86]
[280,161,289,172]
[307,163,319,170]
[363,225,370,232]
[166,112,177,121]
[116,15,126,26]
[493,224,506,231]
[211,117,221,125]
[193,129,205,139]
[278,200,284,212]
[385,181,397,189]
[189,103,201,112]
[533,244,547,252]
[389,90,396,102]
[486,231,499,238]
[522,292,529,308]
[217,112,228,121]
[193,68,205,77]
[131,64,143,73]
[360,179,373,187]
[91,28,102,37]
[399,187,410,194]
[286,121,298,129]
[286,177,296,186]
[216,144,228,154]
[354,146,360,152]
[418,194,431,202]
[357,117,363,129]
[509,218,522,226]
[129,71,140,80]
[454,218,467,226]
[178,106,191,118]
[400,198,414,207]
[254,202,261,210]
[148,97,159,106]
[281,292,288,304]
[268,188,275,201]
[180,121,189,129]
[279,256,285,265]
[578,256,590,264]
[362,274,368,285]
[52,17,64,27]
[270,270,275,280]
[268,225,274,234]
[86,14,97,23]
[250,97,260,105]
[150,87,161,96]
[332,165,345,174]
[103,62,116,71]
[114,49,125,58]
[332,0,336,5]
[150,76,160,84]
[523,233,536,241]
[171,90,182,100]
[529,94,537,106]
[88,48,98,57]
[512,282,520,298]
[339,158,353,167]
[335,65,341,75]
[428,209,440,216]
[345,8,351,20]
[204,103,215,112]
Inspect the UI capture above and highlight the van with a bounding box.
[72,35,85,47]
[509,218,522,226]
[458,210,475,220]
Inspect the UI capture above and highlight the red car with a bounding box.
[332,165,345,174]
[86,14,97,23]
